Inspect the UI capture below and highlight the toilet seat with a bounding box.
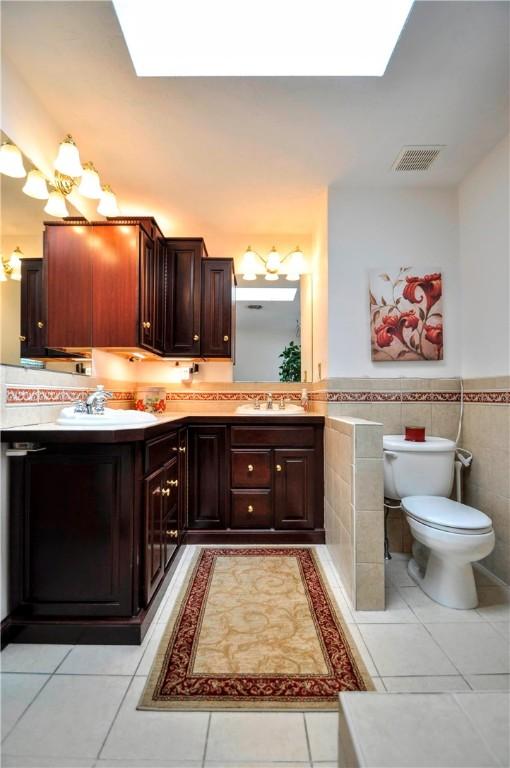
[402,496,493,535]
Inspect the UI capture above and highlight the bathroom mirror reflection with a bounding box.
[233,274,312,382]
[0,133,92,375]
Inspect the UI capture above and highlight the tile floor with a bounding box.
[1,545,509,768]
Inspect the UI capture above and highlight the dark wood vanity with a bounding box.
[1,416,324,646]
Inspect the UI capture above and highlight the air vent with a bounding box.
[392,145,444,172]
[247,304,263,310]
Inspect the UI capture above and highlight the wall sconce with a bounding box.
[22,169,49,200]
[1,246,23,282]
[241,245,306,282]
[0,142,26,178]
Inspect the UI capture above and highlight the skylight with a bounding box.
[236,288,297,302]
[113,0,414,77]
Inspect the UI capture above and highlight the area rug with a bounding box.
[138,547,373,711]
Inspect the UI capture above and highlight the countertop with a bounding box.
[1,411,324,443]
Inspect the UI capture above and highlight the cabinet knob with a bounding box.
[167,479,179,487]
[178,445,186,453]
[37,321,45,329]
[193,333,199,341]
[223,335,229,342]
[166,529,178,539]
[276,464,282,472]
[162,487,170,496]
[247,505,254,514]
[19,335,26,342]
[153,487,161,495]
[143,321,151,329]
[247,464,254,472]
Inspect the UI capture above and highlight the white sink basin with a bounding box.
[57,407,158,428]
[235,403,305,415]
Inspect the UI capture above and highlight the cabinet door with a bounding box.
[20,259,46,357]
[144,467,165,604]
[14,445,134,616]
[92,225,139,347]
[140,230,156,351]
[163,458,179,568]
[274,449,315,529]
[188,426,227,528]
[45,225,93,348]
[163,240,203,356]
[178,428,188,533]
[200,259,233,357]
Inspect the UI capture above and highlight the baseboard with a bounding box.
[185,529,326,545]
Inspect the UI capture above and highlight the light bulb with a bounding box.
[78,162,102,199]
[44,190,69,218]
[22,169,49,199]
[54,135,83,177]
[285,246,305,280]
[241,246,259,279]
[242,272,257,281]
[10,266,22,281]
[266,246,281,274]
[264,272,279,282]
[0,142,26,178]
[9,247,23,270]
[286,273,300,282]
[97,185,119,216]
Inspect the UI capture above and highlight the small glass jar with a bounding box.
[135,387,166,414]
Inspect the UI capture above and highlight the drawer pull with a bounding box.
[166,529,178,539]
[172,446,178,452]
[19,335,26,342]
[179,446,186,453]
[167,479,179,487]
[37,321,45,329]
[223,335,229,342]
[247,505,254,514]
[193,333,199,341]
[153,487,161,495]
[162,488,170,496]
[247,464,254,472]
[276,464,282,472]
[143,321,151,329]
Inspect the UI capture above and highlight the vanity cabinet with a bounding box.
[188,425,228,529]
[19,259,46,358]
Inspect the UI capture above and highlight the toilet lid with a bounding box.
[402,496,493,533]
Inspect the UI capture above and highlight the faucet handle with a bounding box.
[73,399,87,414]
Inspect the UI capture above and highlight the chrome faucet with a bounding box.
[266,392,273,410]
[278,396,285,410]
[85,385,113,415]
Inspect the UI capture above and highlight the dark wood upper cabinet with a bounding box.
[20,259,46,358]
[140,230,156,351]
[162,238,206,356]
[200,259,235,358]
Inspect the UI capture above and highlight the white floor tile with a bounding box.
[1,757,95,767]
[359,624,457,677]
[0,644,73,674]
[57,644,147,676]
[465,674,510,691]
[474,565,505,587]
[491,621,510,639]
[425,622,510,675]
[382,675,469,692]
[205,763,311,768]
[1,673,50,739]
[100,677,209,762]
[2,674,130,758]
[135,623,167,677]
[342,625,377,676]
[206,712,309,763]
[385,556,414,588]
[476,586,510,622]
[399,586,483,622]
[372,677,386,691]
[329,587,354,623]
[97,761,202,768]
[455,692,510,767]
[305,712,338,763]
[351,588,419,624]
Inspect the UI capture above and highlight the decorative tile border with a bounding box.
[165,391,302,402]
[5,385,135,406]
[310,390,509,404]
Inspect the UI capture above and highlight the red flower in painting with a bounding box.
[424,322,443,347]
[375,310,419,348]
[403,273,442,311]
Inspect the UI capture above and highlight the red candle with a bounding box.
[405,425,425,442]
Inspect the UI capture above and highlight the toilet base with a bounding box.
[408,554,478,609]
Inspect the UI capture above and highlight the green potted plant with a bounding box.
[279,341,301,382]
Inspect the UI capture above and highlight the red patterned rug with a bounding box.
[139,547,373,710]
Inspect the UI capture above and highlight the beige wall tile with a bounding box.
[355,424,383,458]
[355,563,385,610]
[401,402,432,433]
[355,510,384,564]
[354,459,384,511]
[431,402,461,441]
[401,378,432,392]
[371,403,402,435]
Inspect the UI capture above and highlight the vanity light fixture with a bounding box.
[0,142,26,178]
[22,169,49,200]
[77,162,103,199]
[54,134,83,177]
[241,245,306,282]
[1,246,23,281]
[44,189,69,218]
[97,185,120,216]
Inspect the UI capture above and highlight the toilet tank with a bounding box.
[383,435,456,500]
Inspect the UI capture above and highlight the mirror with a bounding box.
[0,133,92,374]
[233,274,312,382]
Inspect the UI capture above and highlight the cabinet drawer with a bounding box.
[231,450,271,488]
[144,431,178,474]
[231,426,315,448]
[231,490,272,528]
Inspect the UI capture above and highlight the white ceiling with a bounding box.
[2,0,508,239]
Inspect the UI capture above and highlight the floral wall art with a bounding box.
[369,267,443,362]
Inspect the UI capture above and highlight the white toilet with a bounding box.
[383,435,495,609]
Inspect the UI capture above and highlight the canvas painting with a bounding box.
[369,267,443,361]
